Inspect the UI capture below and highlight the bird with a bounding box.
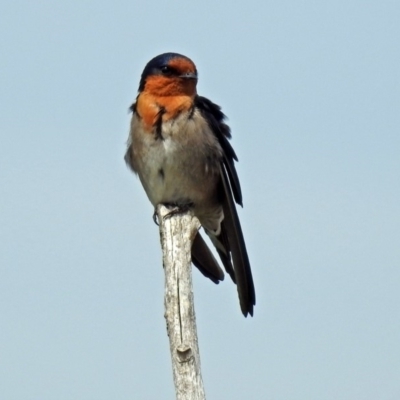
[125,52,255,316]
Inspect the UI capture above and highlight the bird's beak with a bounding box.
[179,72,198,80]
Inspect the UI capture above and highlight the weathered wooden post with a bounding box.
[157,204,206,400]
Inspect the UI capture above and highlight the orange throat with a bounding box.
[136,92,195,131]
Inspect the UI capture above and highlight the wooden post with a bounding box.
[157,205,206,400]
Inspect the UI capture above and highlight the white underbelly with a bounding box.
[139,137,200,206]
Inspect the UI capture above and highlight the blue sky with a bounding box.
[1,1,399,399]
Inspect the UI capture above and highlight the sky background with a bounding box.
[1,1,399,399]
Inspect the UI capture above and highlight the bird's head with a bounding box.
[138,53,198,97]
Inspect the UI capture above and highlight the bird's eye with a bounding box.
[160,65,172,75]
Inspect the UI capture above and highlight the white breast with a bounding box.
[130,110,222,208]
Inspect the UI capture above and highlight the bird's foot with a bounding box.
[163,202,194,221]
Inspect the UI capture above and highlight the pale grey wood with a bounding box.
[157,205,206,400]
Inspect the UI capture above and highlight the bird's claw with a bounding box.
[163,203,194,221]
[153,210,159,225]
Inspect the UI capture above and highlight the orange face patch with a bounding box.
[142,56,197,97]
[144,74,197,97]
[168,57,197,75]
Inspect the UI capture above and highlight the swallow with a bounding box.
[125,53,255,316]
